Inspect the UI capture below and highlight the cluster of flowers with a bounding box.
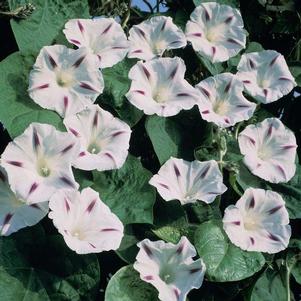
[0,2,298,301]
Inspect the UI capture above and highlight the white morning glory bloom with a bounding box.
[126,57,198,117]
[149,157,227,205]
[237,50,296,103]
[0,167,48,236]
[128,16,186,61]
[63,18,129,68]
[134,236,206,301]
[238,118,297,183]
[28,45,104,117]
[63,105,131,171]
[196,73,256,127]
[49,187,124,254]
[185,2,246,63]
[223,188,291,254]
[1,123,80,204]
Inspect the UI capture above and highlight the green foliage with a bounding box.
[92,155,156,225]
[105,265,158,301]
[193,0,239,8]
[194,221,266,282]
[0,51,63,138]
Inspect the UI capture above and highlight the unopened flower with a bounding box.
[149,157,227,205]
[1,123,79,204]
[126,57,198,117]
[128,16,186,61]
[223,188,291,254]
[186,2,246,63]
[0,167,48,236]
[238,118,297,183]
[28,45,104,117]
[63,18,129,68]
[237,50,296,103]
[196,73,256,127]
[49,187,124,254]
[134,236,206,301]
[63,105,131,171]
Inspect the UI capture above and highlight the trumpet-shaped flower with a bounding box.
[223,188,291,254]
[63,18,129,68]
[0,167,48,236]
[238,118,297,183]
[196,73,256,127]
[49,187,124,254]
[63,105,131,171]
[28,45,104,117]
[1,123,79,204]
[126,57,198,117]
[128,16,186,61]
[185,2,246,63]
[237,50,296,103]
[134,237,206,301]
[149,157,227,205]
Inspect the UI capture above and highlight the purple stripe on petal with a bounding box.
[69,127,79,137]
[7,161,23,167]
[132,49,143,54]
[176,93,191,97]
[161,19,167,31]
[224,118,230,124]
[263,89,268,98]
[97,55,102,62]
[191,32,202,37]
[173,164,181,177]
[227,38,241,46]
[190,268,202,274]
[48,55,57,68]
[202,110,210,114]
[243,80,251,84]
[33,128,40,151]
[77,20,84,33]
[276,164,286,179]
[3,213,13,226]
[133,90,145,95]
[89,242,96,248]
[236,104,250,108]
[224,81,232,93]
[176,242,185,254]
[142,243,153,257]
[249,197,255,209]
[199,87,210,98]
[30,203,40,210]
[72,56,86,68]
[250,237,255,245]
[35,84,49,90]
[101,228,119,232]
[111,131,125,137]
[249,59,255,69]
[65,198,70,212]
[169,66,178,79]
[102,23,113,35]
[93,111,98,128]
[112,46,127,50]
[225,15,233,24]
[142,66,151,80]
[204,7,210,21]
[267,124,273,137]
[232,221,241,226]
[86,199,97,213]
[158,183,169,189]
[144,275,153,281]
[173,288,180,301]
[200,165,210,178]
[137,27,146,38]
[268,205,283,215]
[70,39,81,45]
[80,82,97,92]
[269,55,279,66]
[60,176,75,188]
[282,145,296,150]
[64,96,68,111]
[79,151,86,157]
[104,152,115,162]
[61,143,74,154]
[279,77,292,82]
[29,182,38,195]
[212,46,216,57]
[268,232,280,241]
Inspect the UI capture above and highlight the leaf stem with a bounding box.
[121,0,131,29]
[285,262,291,301]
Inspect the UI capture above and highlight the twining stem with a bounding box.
[121,0,131,28]
[285,262,291,301]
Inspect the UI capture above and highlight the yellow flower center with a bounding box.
[213,101,229,116]
[56,69,75,87]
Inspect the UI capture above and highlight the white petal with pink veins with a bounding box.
[223,188,291,254]
[238,118,297,183]
[186,2,246,63]
[149,157,227,205]
[63,18,129,68]
[28,45,104,117]
[196,73,256,127]
[128,16,186,61]
[63,105,131,171]
[0,167,48,236]
[1,123,80,204]
[237,50,296,103]
[49,187,124,254]
[126,57,198,117]
[134,237,206,301]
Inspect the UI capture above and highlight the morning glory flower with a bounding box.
[238,118,297,183]
[126,57,198,117]
[28,45,104,117]
[134,236,206,301]
[1,123,79,204]
[49,187,124,254]
[237,50,297,103]
[185,2,246,63]
[196,73,256,127]
[237,50,296,103]
[223,188,291,254]
[128,16,186,61]
[63,105,131,171]
[63,18,129,68]
[0,167,48,236]
[149,157,227,205]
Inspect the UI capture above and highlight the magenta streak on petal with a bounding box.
[142,243,153,257]
[224,81,232,93]
[104,152,116,165]
[33,128,40,151]
[7,161,23,167]
[263,89,268,98]
[30,203,40,210]
[241,134,256,145]
[224,118,230,124]
[80,82,97,92]
[101,228,119,232]
[160,19,167,31]
[232,221,241,226]
[111,46,126,50]
[177,93,191,97]
[243,80,251,84]
[207,191,219,195]
[204,7,210,21]
[111,131,125,137]
[35,84,49,90]
[267,124,273,137]
[137,27,146,38]
[141,65,151,80]
[132,49,143,53]
[176,242,185,254]
[86,199,97,213]
[173,288,180,301]
[269,55,279,66]
[29,182,38,195]
[133,90,145,95]
[144,275,153,281]
[225,15,233,24]
[101,23,113,35]
[169,66,178,79]
[70,39,81,45]
[202,110,210,114]
[283,145,296,150]
[64,96,68,111]
[72,56,86,68]
[158,182,169,189]
[227,38,240,46]
[249,59,255,69]
[276,164,286,180]
[199,87,211,98]
[249,197,255,209]
[190,268,202,274]
[191,32,202,37]
[250,237,255,245]
[200,165,211,179]
[89,242,96,248]
[79,151,86,157]
[48,55,57,68]
[236,104,250,108]
[267,205,283,215]
[93,111,98,128]
[173,164,181,177]
[77,20,84,33]
[211,46,216,58]
[278,77,291,81]
[268,232,280,241]
[69,127,79,137]
[97,55,102,62]
[170,40,182,45]
[60,176,75,187]
[2,213,13,227]
[64,198,70,212]
[61,143,74,154]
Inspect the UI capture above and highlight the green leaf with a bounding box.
[92,155,156,225]
[9,0,90,53]
[287,239,301,285]
[105,265,158,301]
[0,226,100,301]
[197,54,225,76]
[289,61,301,86]
[194,221,265,282]
[99,59,143,127]
[193,0,239,8]
[0,51,63,138]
